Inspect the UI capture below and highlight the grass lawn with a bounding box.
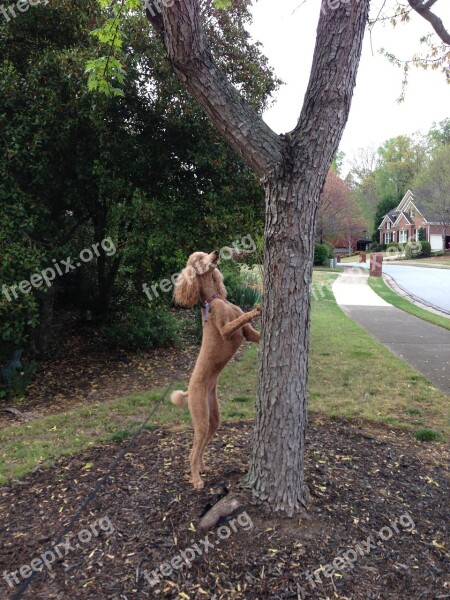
[340,252,450,267]
[1,272,448,484]
[399,255,450,267]
[368,276,450,332]
[339,254,361,263]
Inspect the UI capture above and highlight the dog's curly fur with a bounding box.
[171,251,261,489]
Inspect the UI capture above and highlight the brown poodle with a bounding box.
[171,250,261,489]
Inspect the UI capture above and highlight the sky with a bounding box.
[247,0,450,174]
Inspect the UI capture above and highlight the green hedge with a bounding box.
[314,244,330,266]
[420,241,432,257]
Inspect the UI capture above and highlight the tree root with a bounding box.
[198,484,312,530]
[198,490,252,531]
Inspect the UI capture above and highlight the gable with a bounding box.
[397,189,415,212]
[378,214,395,230]
[394,212,414,227]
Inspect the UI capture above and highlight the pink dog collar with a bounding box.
[200,294,221,322]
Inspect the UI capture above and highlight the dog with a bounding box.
[171,250,261,489]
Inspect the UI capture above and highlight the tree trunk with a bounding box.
[244,175,317,514]
[147,0,370,517]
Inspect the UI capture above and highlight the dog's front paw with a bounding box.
[253,304,262,316]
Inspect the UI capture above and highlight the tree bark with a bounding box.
[147,0,370,516]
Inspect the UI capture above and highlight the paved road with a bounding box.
[341,263,450,314]
[333,271,450,396]
[383,265,450,313]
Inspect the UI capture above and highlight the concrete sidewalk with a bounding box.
[332,269,450,397]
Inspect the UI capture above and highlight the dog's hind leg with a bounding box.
[199,382,221,473]
[188,384,210,490]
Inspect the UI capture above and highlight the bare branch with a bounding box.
[407,0,450,44]
[145,3,284,178]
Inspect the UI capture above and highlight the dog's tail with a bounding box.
[171,390,189,408]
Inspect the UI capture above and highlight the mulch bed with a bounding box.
[0,417,449,599]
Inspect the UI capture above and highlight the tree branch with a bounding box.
[145,3,284,179]
[407,0,450,44]
[290,1,371,178]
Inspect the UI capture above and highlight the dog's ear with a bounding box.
[212,268,227,298]
[174,266,199,307]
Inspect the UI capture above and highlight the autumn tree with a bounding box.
[316,170,357,244]
[91,0,450,520]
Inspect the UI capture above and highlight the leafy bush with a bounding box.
[418,227,426,242]
[420,241,432,257]
[102,305,180,350]
[314,244,329,266]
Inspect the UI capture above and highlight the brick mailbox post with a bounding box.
[370,253,383,277]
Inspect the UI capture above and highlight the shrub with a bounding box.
[314,243,329,266]
[404,242,422,260]
[414,428,443,442]
[420,241,432,257]
[0,360,36,401]
[222,263,262,309]
[102,305,180,350]
[418,227,426,242]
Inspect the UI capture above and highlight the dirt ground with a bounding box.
[0,319,197,429]
[1,417,449,600]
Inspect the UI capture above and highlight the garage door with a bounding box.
[430,234,443,251]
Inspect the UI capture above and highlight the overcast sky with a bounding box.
[247,0,450,174]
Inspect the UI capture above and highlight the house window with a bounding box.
[386,221,391,230]
[384,233,393,244]
[399,230,407,243]
[410,207,415,217]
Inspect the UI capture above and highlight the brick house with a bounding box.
[378,189,450,251]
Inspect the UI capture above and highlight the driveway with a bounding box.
[340,262,450,314]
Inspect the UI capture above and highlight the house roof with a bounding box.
[378,189,443,228]
[378,213,396,229]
